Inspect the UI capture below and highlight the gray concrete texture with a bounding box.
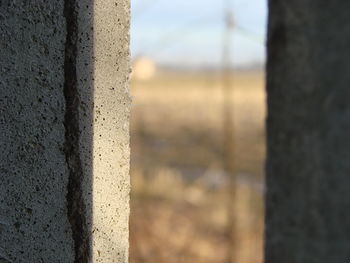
[0,0,130,262]
[266,1,350,262]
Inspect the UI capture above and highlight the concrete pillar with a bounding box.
[266,1,350,262]
[0,0,130,262]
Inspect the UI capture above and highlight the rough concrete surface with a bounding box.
[0,0,130,262]
[81,0,131,262]
[0,1,74,262]
[266,1,350,262]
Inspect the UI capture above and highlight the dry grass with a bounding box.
[130,70,265,263]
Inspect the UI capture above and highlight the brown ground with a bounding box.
[130,70,266,263]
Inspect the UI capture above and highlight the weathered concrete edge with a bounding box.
[63,0,90,262]
[88,0,131,261]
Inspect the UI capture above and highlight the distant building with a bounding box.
[132,56,156,80]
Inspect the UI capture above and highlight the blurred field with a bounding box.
[130,70,266,263]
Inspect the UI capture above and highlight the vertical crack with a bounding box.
[63,0,90,262]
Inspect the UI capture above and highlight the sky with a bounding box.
[131,0,267,69]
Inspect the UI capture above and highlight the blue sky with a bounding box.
[131,0,267,68]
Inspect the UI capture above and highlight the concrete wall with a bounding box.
[266,1,350,262]
[0,0,130,262]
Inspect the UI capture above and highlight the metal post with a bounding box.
[222,1,237,262]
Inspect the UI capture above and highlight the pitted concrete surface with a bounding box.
[85,1,131,262]
[0,1,74,262]
[1,0,130,262]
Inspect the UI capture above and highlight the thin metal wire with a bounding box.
[135,12,220,57]
[136,26,263,59]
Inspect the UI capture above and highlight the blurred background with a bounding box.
[129,0,267,262]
